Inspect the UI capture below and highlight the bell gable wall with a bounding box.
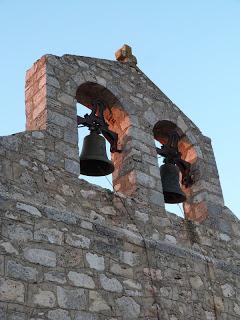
[0,52,239,319]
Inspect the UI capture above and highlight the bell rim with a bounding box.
[80,158,114,176]
[163,191,186,204]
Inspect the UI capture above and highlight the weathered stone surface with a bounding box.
[16,202,42,217]
[136,171,156,188]
[123,279,142,290]
[213,296,224,311]
[5,223,33,242]
[33,289,56,307]
[57,92,74,105]
[81,220,93,230]
[44,207,78,224]
[68,271,95,289]
[55,142,78,160]
[32,131,45,139]
[7,312,26,320]
[219,233,231,242]
[143,268,162,280]
[57,286,87,310]
[23,248,56,267]
[34,227,63,244]
[135,210,149,223]
[89,291,110,312]
[0,277,25,302]
[205,311,215,320]
[120,251,139,267]
[0,241,19,255]
[221,283,235,297]
[58,247,83,268]
[190,275,204,289]
[116,296,140,319]
[74,311,97,320]
[110,262,133,278]
[66,233,90,249]
[47,309,71,320]
[99,274,123,292]
[0,308,5,320]
[164,234,177,245]
[65,159,79,175]
[44,271,67,284]
[234,303,240,316]
[0,255,4,275]
[86,253,105,271]
[6,260,38,282]
[99,206,116,216]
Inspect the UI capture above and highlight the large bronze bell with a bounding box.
[80,131,114,176]
[160,163,186,204]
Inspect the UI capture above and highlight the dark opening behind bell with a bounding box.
[80,131,114,176]
[160,163,186,204]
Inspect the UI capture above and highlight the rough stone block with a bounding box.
[57,92,74,105]
[23,248,56,267]
[116,296,140,319]
[16,202,42,217]
[55,142,78,160]
[65,159,80,175]
[0,277,25,303]
[7,312,26,320]
[34,227,63,245]
[47,309,71,320]
[6,260,38,282]
[32,289,56,307]
[44,271,67,284]
[89,291,110,312]
[74,311,97,320]
[66,233,90,249]
[0,241,19,255]
[99,274,123,292]
[68,271,95,289]
[120,251,139,267]
[86,253,105,271]
[57,286,87,310]
[4,223,33,242]
[136,171,156,189]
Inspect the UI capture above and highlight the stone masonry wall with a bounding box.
[0,53,240,319]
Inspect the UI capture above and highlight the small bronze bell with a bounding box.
[80,131,114,176]
[160,163,186,204]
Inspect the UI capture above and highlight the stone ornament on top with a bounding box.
[115,44,138,66]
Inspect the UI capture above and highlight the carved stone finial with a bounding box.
[115,44,137,66]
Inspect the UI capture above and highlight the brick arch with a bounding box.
[75,82,137,196]
[76,82,120,108]
[153,119,217,222]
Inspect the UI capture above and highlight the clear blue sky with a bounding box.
[0,0,239,217]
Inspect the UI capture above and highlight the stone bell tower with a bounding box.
[0,45,239,319]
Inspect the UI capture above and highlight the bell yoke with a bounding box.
[78,100,194,203]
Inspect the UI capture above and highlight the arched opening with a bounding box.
[154,138,184,218]
[153,120,197,219]
[76,82,129,193]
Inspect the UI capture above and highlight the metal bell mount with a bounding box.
[156,131,194,204]
[77,100,121,177]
